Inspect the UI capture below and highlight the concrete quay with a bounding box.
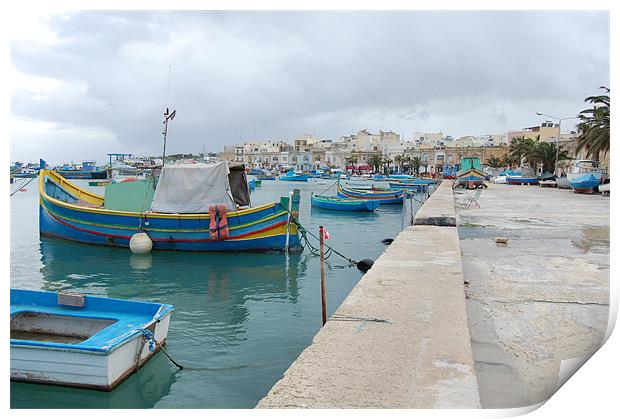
[455,183,609,408]
[258,181,480,408]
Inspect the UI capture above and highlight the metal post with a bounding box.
[285,191,293,253]
[401,191,406,231]
[319,225,327,326]
[162,120,168,164]
[554,119,561,175]
[410,191,414,225]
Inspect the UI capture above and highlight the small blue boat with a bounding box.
[337,184,404,205]
[279,170,308,182]
[11,288,173,391]
[388,181,429,192]
[311,194,380,212]
[569,174,600,191]
[387,174,413,180]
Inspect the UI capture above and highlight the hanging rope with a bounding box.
[138,329,298,372]
[290,215,357,267]
[315,180,339,196]
[10,176,36,197]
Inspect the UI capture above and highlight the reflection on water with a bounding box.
[11,352,177,409]
[12,179,422,408]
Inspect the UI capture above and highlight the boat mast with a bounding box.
[161,65,175,167]
[161,107,176,166]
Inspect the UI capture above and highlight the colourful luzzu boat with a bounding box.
[455,157,485,188]
[39,162,302,252]
[337,184,404,205]
[311,194,380,212]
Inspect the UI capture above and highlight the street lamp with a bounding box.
[535,112,580,174]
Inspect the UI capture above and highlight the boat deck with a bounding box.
[11,290,172,353]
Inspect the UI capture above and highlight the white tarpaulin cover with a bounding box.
[150,162,236,213]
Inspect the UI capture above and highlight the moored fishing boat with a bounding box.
[506,176,539,185]
[337,184,404,205]
[387,174,413,180]
[388,181,429,192]
[11,288,173,391]
[278,170,308,182]
[311,194,379,212]
[13,168,38,178]
[569,173,600,193]
[566,160,603,183]
[56,162,110,179]
[39,162,302,252]
[455,157,485,188]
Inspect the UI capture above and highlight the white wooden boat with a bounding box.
[566,160,603,183]
[11,289,173,391]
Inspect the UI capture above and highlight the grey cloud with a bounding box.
[10,10,609,163]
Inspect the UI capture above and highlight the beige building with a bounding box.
[342,129,400,151]
[507,121,560,143]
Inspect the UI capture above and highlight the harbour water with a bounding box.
[10,178,427,408]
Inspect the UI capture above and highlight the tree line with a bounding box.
[486,86,610,173]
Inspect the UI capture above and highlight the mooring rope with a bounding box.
[138,329,298,372]
[290,215,357,266]
[10,176,36,197]
[315,180,339,196]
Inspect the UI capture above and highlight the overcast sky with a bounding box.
[10,10,609,165]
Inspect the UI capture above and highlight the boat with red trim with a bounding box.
[337,183,404,205]
[39,162,302,252]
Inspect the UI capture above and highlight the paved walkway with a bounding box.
[258,181,480,408]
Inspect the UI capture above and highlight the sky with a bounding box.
[9,10,610,165]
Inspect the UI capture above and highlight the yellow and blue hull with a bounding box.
[39,170,301,252]
[456,169,485,187]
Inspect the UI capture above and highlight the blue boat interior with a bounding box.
[11,289,173,353]
[44,177,81,205]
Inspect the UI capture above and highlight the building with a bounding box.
[507,121,560,144]
[403,145,510,174]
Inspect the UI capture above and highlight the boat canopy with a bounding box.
[150,162,250,213]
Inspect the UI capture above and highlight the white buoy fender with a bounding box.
[130,232,153,254]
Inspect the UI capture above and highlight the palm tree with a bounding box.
[345,156,358,174]
[410,156,422,175]
[485,156,503,168]
[394,155,402,173]
[508,136,537,165]
[531,142,572,173]
[501,153,520,168]
[382,158,393,174]
[576,86,610,159]
[367,155,382,173]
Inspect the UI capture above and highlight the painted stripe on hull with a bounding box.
[40,205,301,251]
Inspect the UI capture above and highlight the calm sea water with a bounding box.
[10,177,428,408]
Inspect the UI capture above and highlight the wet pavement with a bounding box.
[455,184,609,408]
